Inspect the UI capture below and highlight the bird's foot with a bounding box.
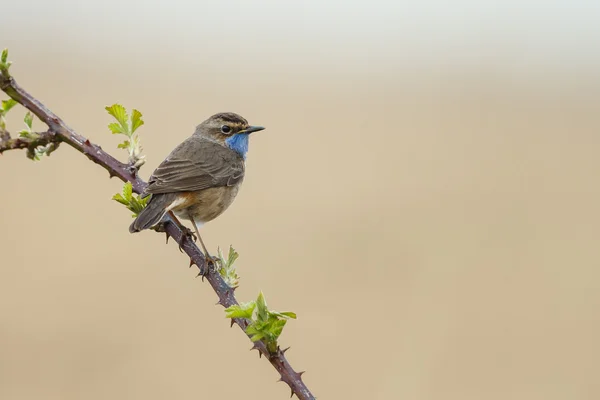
[195,254,218,278]
[153,221,167,233]
[152,221,171,243]
[178,226,197,252]
[205,254,219,267]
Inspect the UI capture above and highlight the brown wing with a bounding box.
[145,136,245,195]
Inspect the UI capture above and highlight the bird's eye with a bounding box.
[221,125,232,134]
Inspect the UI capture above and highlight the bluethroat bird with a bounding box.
[129,112,265,263]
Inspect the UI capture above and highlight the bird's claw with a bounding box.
[205,254,219,267]
[153,221,167,233]
[178,227,197,252]
[195,254,218,278]
[150,222,172,244]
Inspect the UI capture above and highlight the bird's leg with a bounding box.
[188,214,218,270]
[167,211,196,252]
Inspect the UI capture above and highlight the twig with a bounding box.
[0,130,52,151]
[0,67,314,399]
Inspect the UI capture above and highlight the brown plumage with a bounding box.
[144,138,245,194]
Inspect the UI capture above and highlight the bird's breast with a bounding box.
[172,183,242,224]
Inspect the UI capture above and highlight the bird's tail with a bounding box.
[129,193,177,233]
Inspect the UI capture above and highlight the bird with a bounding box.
[129,112,264,263]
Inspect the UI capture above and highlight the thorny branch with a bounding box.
[0,130,57,158]
[0,65,314,400]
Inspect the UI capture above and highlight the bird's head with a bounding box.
[194,112,264,159]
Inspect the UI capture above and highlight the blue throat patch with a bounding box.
[225,133,249,158]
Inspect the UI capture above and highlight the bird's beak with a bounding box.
[241,126,265,134]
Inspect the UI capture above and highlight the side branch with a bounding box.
[0,130,59,158]
[1,75,141,189]
[0,68,314,399]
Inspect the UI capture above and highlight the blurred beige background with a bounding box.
[1,1,600,399]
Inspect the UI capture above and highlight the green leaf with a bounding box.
[227,246,239,267]
[244,321,260,336]
[270,311,297,319]
[130,196,148,214]
[256,292,268,323]
[1,99,17,113]
[24,112,33,129]
[266,318,287,339]
[225,301,256,319]
[216,246,241,288]
[131,109,144,133]
[229,291,297,354]
[0,49,11,74]
[249,332,265,342]
[113,182,149,217]
[112,193,129,206]
[129,197,140,213]
[108,122,124,134]
[122,182,133,202]
[106,104,146,169]
[105,104,129,134]
[245,324,259,334]
[217,247,226,265]
[31,144,54,161]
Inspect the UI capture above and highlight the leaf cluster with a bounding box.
[225,292,296,354]
[18,111,54,160]
[0,48,11,76]
[18,111,34,138]
[106,104,145,168]
[0,98,17,130]
[112,182,149,217]
[216,246,241,288]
